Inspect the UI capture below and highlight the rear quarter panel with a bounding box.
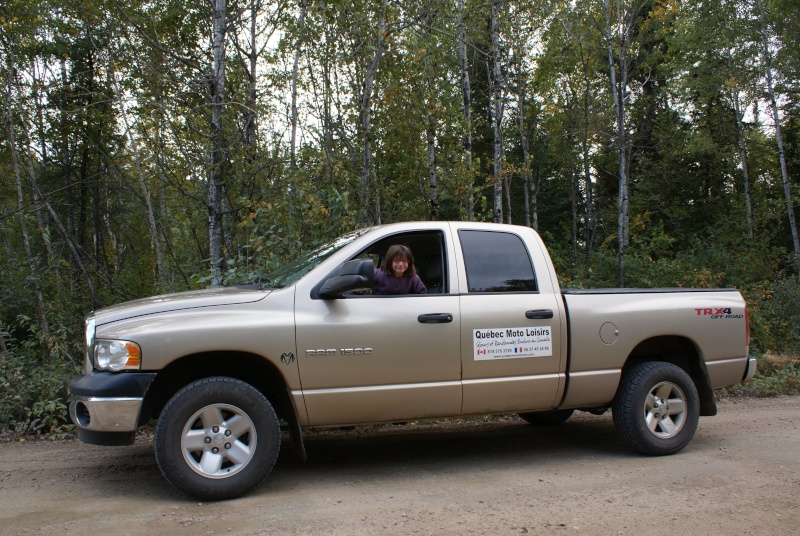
[561,290,748,407]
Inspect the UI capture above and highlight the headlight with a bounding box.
[94,339,141,371]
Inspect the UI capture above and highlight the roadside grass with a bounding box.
[717,353,800,398]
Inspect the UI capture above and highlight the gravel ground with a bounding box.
[1,396,798,535]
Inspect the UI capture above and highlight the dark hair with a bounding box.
[380,244,416,277]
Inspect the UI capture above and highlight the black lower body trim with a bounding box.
[70,372,157,398]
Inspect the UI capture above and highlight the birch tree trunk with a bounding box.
[579,41,594,279]
[570,165,579,268]
[732,90,754,240]
[491,0,505,223]
[604,0,631,287]
[756,0,800,267]
[518,81,534,229]
[457,0,474,221]
[289,0,308,221]
[358,0,388,226]
[244,0,259,150]
[427,113,438,220]
[424,5,438,221]
[209,0,228,286]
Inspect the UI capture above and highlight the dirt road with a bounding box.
[1,396,798,535]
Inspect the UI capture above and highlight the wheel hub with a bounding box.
[645,381,687,439]
[180,403,258,479]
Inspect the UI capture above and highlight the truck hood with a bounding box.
[92,287,271,326]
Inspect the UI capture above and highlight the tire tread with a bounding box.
[154,376,280,500]
[612,361,699,456]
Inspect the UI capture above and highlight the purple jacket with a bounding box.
[373,268,427,295]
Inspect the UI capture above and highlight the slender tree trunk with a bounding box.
[732,90,754,240]
[358,0,388,226]
[156,84,175,285]
[457,0,474,221]
[29,59,54,266]
[0,217,12,280]
[491,0,505,223]
[9,121,51,341]
[533,169,541,230]
[604,0,630,287]
[5,53,50,347]
[424,5,438,221]
[289,0,307,221]
[209,0,228,286]
[518,83,533,229]
[322,60,335,185]
[113,75,165,284]
[570,165,579,268]
[757,0,800,266]
[427,113,438,220]
[29,172,99,306]
[504,176,512,224]
[578,42,594,280]
[244,0,259,150]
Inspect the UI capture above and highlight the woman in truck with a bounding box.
[373,244,427,295]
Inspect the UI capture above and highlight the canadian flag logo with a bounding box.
[477,349,487,355]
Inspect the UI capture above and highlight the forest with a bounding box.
[1,0,799,434]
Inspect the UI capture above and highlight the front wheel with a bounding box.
[613,362,700,456]
[154,377,280,500]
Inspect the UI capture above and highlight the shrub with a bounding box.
[0,325,76,435]
[718,354,800,398]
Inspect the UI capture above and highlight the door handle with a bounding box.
[418,313,454,324]
[526,309,554,319]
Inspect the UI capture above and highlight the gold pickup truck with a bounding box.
[68,222,755,500]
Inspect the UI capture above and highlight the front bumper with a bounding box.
[68,372,157,446]
[69,396,144,431]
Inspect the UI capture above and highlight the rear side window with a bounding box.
[459,230,537,293]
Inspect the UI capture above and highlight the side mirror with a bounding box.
[319,259,374,299]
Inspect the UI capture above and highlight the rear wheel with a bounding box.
[518,409,574,426]
[154,377,280,500]
[613,362,699,455]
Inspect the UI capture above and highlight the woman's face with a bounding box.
[391,256,409,278]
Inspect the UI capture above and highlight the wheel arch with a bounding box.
[622,335,717,416]
[140,351,307,459]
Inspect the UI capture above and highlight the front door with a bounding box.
[295,231,461,426]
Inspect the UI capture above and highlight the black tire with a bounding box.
[518,409,575,426]
[154,377,280,500]
[612,362,699,456]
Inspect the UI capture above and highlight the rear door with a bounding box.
[454,225,567,414]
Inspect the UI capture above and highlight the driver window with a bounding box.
[347,232,446,296]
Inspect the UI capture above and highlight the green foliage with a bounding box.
[767,276,800,351]
[719,354,800,397]
[0,324,77,435]
[2,0,800,436]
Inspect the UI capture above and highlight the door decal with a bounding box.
[473,327,552,360]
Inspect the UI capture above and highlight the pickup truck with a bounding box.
[68,221,756,500]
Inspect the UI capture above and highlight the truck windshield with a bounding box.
[261,228,371,288]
